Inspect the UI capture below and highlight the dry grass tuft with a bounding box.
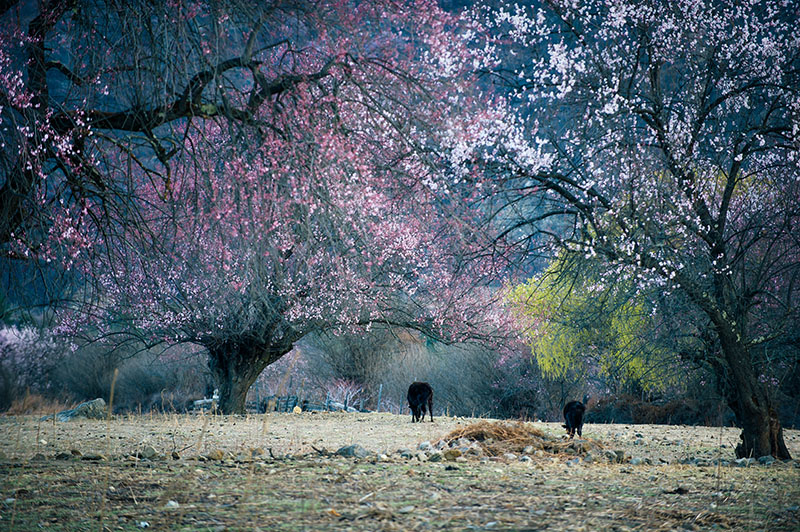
[4,394,73,416]
[439,420,603,456]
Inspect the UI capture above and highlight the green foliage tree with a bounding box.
[508,255,683,396]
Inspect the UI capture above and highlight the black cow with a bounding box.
[407,382,434,423]
[563,400,586,439]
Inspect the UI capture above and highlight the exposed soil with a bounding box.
[1,412,799,531]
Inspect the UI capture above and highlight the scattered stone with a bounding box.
[434,440,448,450]
[415,452,428,462]
[171,451,180,460]
[398,505,415,514]
[292,406,302,414]
[444,464,460,471]
[336,444,370,459]
[603,450,618,463]
[418,441,432,451]
[630,457,644,466]
[614,450,627,464]
[443,449,462,461]
[534,450,545,458]
[81,454,106,461]
[42,398,107,422]
[205,449,226,461]
[735,457,756,467]
[565,458,581,467]
[758,455,775,466]
[378,453,390,462]
[427,452,443,463]
[70,449,82,457]
[55,452,72,460]
[455,456,467,463]
[634,433,643,438]
[633,438,645,446]
[465,444,483,457]
[503,453,517,461]
[138,446,158,460]
[31,453,46,461]
[137,521,150,528]
[583,452,594,464]
[398,449,414,459]
[519,455,532,462]
[164,500,180,509]
[523,446,535,454]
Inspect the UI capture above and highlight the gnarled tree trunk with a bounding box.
[718,326,791,459]
[207,340,293,415]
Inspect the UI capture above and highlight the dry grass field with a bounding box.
[1,411,799,531]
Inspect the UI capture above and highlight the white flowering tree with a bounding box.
[462,0,799,458]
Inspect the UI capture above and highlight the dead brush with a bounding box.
[438,421,604,457]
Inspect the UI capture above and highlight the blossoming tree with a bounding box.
[4,0,511,414]
[464,0,799,458]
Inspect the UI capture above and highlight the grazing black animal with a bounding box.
[563,400,586,439]
[407,382,434,423]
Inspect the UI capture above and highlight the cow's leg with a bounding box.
[428,396,433,422]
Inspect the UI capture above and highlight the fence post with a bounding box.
[377,384,383,413]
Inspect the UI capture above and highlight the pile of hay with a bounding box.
[438,421,603,457]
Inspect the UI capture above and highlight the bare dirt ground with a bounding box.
[1,412,799,531]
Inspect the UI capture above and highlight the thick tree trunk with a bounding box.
[718,327,791,459]
[207,341,293,415]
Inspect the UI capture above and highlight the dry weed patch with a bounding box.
[440,420,604,456]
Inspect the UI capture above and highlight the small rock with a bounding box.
[634,433,643,438]
[758,455,775,466]
[292,406,302,414]
[31,453,46,461]
[583,453,594,464]
[398,448,414,459]
[443,449,462,461]
[630,457,644,466]
[445,464,460,471]
[205,449,226,461]
[534,450,545,457]
[434,440,447,450]
[418,441,432,451]
[171,451,180,460]
[398,505,415,513]
[139,446,158,460]
[455,456,468,463]
[164,500,180,509]
[336,444,370,459]
[633,438,645,446]
[55,452,72,460]
[137,521,150,528]
[735,457,756,467]
[70,449,82,457]
[603,450,618,462]
[614,450,627,463]
[4,498,16,505]
[427,452,443,462]
[565,458,581,467]
[465,444,483,457]
[81,454,106,461]
[415,452,428,461]
[520,455,532,462]
[503,453,517,461]
[523,446,535,454]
